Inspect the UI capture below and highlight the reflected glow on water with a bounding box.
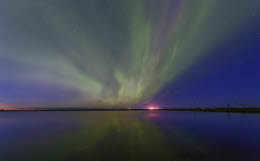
[0,111,260,161]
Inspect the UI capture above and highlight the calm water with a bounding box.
[0,111,260,161]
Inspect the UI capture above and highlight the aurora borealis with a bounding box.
[0,0,259,108]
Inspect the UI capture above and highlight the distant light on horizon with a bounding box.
[147,105,161,110]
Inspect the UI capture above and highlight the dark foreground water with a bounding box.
[0,111,260,161]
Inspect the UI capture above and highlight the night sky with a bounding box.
[0,0,259,109]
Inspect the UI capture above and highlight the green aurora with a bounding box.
[0,0,259,107]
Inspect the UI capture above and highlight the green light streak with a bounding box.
[0,0,258,107]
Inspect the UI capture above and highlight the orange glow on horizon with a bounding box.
[147,105,160,110]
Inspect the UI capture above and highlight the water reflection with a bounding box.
[0,111,260,161]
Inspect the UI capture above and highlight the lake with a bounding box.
[0,111,260,161]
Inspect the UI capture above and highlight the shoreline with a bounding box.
[1,108,260,113]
